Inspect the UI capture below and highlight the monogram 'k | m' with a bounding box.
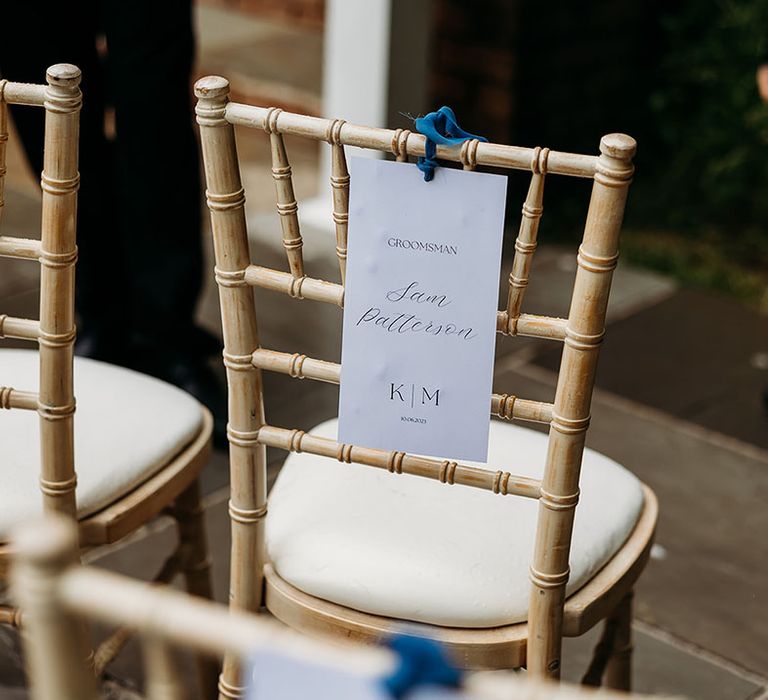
[389,382,441,408]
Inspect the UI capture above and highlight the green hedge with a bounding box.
[640,0,768,233]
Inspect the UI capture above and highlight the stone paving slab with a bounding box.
[563,624,763,700]
[499,364,768,679]
[534,288,768,449]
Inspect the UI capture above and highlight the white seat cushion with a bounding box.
[267,418,644,628]
[0,349,204,537]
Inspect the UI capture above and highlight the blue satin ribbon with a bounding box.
[380,635,463,698]
[414,106,487,182]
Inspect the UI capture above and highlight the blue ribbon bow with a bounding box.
[381,635,463,698]
[414,106,487,182]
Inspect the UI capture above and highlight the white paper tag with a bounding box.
[338,158,506,462]
[246,651,475,699]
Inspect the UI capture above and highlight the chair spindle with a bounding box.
[195,76,267,700]
[526,135,635,681]
[264,107,304,278]
[328,119,349,284]
[506,147,548,335]
[38,65,81,520]
[0,89,7,225]
[11,516,98,700]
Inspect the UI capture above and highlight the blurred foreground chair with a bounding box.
[0,65,215,691]
[12,516,674,700]
[195,76,657,698]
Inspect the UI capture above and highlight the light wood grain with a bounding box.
[76,410,213,546]
[10,516,97,700]
[0,93,6,225]
[0,235,42,259]
[245,265,345,306]
[328,119,350,283]
[224,102,599,178]
[250,346,553,423]
[263,485,655,671]
[195,75,651,694]
[0,387,38,410]
[506,148,548,334]
[526,134,637,680]
[257,422,542,498]
[265,107,305,278]
[38,64,81,521]
[2,80,46,107]
[1,67,216,694]
[0,314,40,341]
[196,76,268,699]
[11,516,671,699]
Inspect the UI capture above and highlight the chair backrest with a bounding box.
[11,516,662,700]
[0,65,81,522]
[194,76,635,678]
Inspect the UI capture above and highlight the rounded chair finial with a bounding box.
[600,133,637,159]
[46,64,81,87]
[194,75,230,99]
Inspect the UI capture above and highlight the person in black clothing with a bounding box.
[1,1,226,443]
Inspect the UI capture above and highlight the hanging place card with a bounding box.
[247,650,474,699]
[338,158,507,462]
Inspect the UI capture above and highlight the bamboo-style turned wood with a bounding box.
[526,134,636,681]
[11,518,98,700]
[265,107,305,278]
[12,517,664,700]
[0,235,42,259]
[36,64,81,520]
[195,76,267,700]
[0,314,40,341]
[328,119,350,283]
[0,387,39,410]
[460,138,481,170]
[225,103,598,178]
[245,265,345,306]
[2,81,47,107]
[0,92,6,225]
[250,347,553,423]
[391,128,411,162]
[506,148,548,334]
[497,312,567,340]
[245,267,568,342]
[1,68,216,697]
[196,74,642,695]
[256,424,542,499]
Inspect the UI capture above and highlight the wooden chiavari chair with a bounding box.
[12,515,674,700]
[194,76,657,699]
[0,65,216,692]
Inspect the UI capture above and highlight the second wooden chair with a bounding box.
[0,65,216,693]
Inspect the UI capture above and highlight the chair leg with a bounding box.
[603,590,633,690]
[581,590,633,690]
[173,478,220,699]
